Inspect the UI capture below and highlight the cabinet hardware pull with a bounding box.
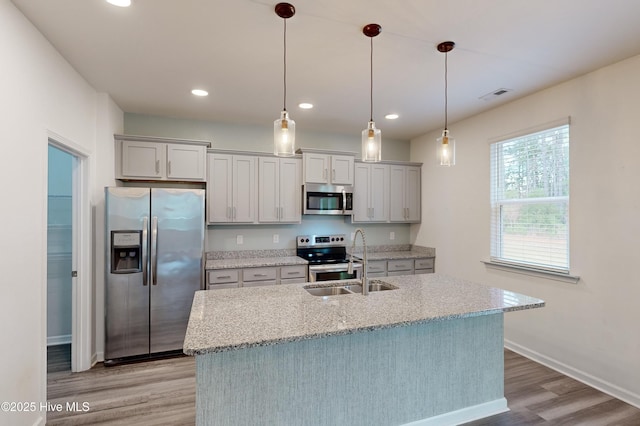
[218,275,232,279]
[254,274,268,277]
[155,160,160,174]
[286,272,298,275]
[233,206,237,219]
[167,161,171,175]
[332,169,336,181]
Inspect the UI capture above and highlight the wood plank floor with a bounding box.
[47,347,640,425]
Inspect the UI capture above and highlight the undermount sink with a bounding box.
[305,286,353,296]
[304,281,398,296]
[342,281,398,293]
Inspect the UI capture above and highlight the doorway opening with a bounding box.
[47,134,92,374]
[47,145,74,372]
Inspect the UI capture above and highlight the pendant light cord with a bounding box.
[444,50,448,130]
[283,18,287,112]
[370,37,374,122]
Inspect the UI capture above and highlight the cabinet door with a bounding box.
[303,153,329,184]
[207,154,232,223]
[389,166,406,222]
[331,155,354,185]
[279,158,301,223]
[167,144,206,181]
[121,141,165,179]
[369,164,389,221]
[258,157,280,223]
[405,166,421,223]
[232,156,256,223]
[352,163,371,222]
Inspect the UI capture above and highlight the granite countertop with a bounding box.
[183,273,544,355]
[205,256,308,270]
[363,250,435,261]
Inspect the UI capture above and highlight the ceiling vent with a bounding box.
[479,88,513,101]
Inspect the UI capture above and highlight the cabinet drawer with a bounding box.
[415,258,434,270]
[367,260,387,273]
[243,279,277,287]
[208,269,239,284]
[387,259,414,272]
[243,267,277,282]
[281,265,307,280]
[207,282,239,290]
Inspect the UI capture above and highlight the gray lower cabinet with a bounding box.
[206,264,308,289]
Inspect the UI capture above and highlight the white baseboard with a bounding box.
[47,334,71,346]
[402,398,508,426]
[505,339,640,409]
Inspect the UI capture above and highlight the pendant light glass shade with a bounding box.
[362,121,381,162]
[274,3,296,157]
[274,110,295,156]
[437,129,455,166]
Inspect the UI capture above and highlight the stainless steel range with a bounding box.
[296,234,362,282]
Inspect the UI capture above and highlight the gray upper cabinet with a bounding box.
[389,165,421,223]
[353,162,389,222]
[115,135,209,182]
[258,156,302,223]
[302,152,354,185]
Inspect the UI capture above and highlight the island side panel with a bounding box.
[196,312,504,426]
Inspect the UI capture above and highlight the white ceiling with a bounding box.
[12,0,640,140]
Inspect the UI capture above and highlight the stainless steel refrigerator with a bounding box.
[104,187,205,363]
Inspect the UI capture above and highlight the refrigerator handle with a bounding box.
[151,216,158,285]
[142,216,149,286]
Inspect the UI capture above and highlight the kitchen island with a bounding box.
[184,273,544,426]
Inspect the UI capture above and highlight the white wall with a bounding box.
[0,1,122,425]
[411,54,640,407]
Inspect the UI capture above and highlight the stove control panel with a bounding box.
[297,234,347,247]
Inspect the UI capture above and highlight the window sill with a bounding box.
[482,260,580,284]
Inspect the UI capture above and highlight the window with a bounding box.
[490,122,570,272]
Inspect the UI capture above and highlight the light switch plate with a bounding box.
[273,234,279,243]
[236,235,243,245]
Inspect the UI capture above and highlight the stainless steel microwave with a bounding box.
[303,184,353,215]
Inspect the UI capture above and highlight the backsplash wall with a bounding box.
[206,216,410,251]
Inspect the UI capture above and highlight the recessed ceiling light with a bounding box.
[298,103,313,109]
[385,113,399,120]
[106,0,131,7]
[191,89,209,97]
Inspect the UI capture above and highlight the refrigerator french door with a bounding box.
[105,187,205,363]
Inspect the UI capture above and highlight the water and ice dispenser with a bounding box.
[110,230,142,273]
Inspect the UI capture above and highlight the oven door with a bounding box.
[303,184,353,215]
[308,263,362,282]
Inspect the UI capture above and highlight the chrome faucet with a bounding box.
[348,228,368,295]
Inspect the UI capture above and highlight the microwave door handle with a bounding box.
[142,216,148,286]
[342,190,346,214]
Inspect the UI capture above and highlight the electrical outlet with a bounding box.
[390,232,395,240]
[273,234,279,244]
[236,235,243,245]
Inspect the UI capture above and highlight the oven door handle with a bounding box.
[309,264,362,273]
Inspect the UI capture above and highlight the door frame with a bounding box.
[48,131,92,372]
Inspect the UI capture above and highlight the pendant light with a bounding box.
[274,3,296,157]
[437,41,455,166]
[362,24,382,162]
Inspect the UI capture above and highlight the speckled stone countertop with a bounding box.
[183,273,544,355]
[205,256,307,270]
[349,244,435,260]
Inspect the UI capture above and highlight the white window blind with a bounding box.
[490,123,570,272]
